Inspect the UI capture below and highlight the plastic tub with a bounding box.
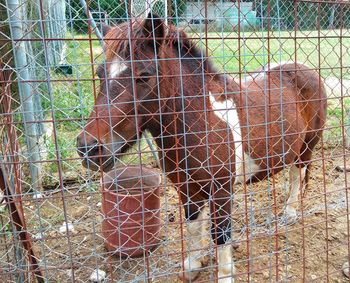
[101,166,161,257]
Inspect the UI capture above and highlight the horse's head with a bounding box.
[76,13,166,171]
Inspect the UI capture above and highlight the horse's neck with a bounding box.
[146,73,241,139]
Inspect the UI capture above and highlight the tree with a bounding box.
[67,0,187,33]
[152,0,186,23]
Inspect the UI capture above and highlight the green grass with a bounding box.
[199,29,350,79]
[43,30,350,173]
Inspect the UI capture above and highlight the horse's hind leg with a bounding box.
[285,133,320,223]
[285,164,306,223]
[183,200,207,281]
[210,193,235,283]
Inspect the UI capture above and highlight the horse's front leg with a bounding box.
[210,192,235,283]
[182,201,207,281]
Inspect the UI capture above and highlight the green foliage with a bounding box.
[68,0,186,33]
[50,136,69,161]
[152,1,166,18]
[0,0,18,104]
[327,98,350,119]
[152,0,186,23]
[67,0,127,32]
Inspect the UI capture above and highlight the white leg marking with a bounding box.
[285,165,306,222]
[209,93,259,184]
[217,245,235,283]
[234,153,260,184]
[184,210,207,281]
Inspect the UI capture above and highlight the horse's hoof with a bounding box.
[218,274,234,283]
[281,207,298,225]
[342,261,349,278]
[183,257,202,281]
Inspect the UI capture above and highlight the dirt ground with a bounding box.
[1,145,349,283]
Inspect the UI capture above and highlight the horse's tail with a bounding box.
[281,63,327,191]
[284,63,327,108]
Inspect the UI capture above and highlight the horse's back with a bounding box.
[236,62,326,174]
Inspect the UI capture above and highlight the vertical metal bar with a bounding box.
[274,0,289,280]
[6,0,42,192]
[199,0,219,279]
[293,1,306,281]
[164,0,168,26]
[218,0,235,281]
[126,2,151,280]
[338,3,350,280]
[36,0,76,279]
[236,1,251,280]
[148,2,173,279]
[317,2,330,282]
[265,0,279,281]
[170,1,187,280]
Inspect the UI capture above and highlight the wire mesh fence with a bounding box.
[1,0,350,282]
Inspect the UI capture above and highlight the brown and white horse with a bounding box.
[77,14,327,282]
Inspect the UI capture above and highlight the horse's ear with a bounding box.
[100,23,111,37]
[142,12,165,49]
[177,30,195,53]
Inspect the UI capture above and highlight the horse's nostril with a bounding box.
[88,143,102,157]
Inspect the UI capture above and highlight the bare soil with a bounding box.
[1,146,349,283]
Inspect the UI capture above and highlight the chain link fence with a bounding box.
[1,0,350,282]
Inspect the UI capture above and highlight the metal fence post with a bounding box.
[6,0,42,191]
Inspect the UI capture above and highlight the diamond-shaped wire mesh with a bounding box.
[0,0,350,282]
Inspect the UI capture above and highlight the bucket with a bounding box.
[101,166,161,257]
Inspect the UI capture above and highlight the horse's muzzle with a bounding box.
[76,137,100,158]
[76,136,123,172]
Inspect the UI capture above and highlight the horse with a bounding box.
[77,13,327,282]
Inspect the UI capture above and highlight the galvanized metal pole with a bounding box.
[6,0,42,191]
[79,0,104,45]
[164,0,168,26]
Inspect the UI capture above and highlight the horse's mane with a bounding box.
[104,22,144,60]
[166,25,219,76]
[104,20,218,76]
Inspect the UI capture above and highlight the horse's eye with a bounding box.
[136,72,151,84]
[96,65,105,78]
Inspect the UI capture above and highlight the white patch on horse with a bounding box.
[109,59,127,86]
[235,153,260,184]
[209,92,259,184]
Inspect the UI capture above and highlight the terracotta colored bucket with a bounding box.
[101,166,161,257]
